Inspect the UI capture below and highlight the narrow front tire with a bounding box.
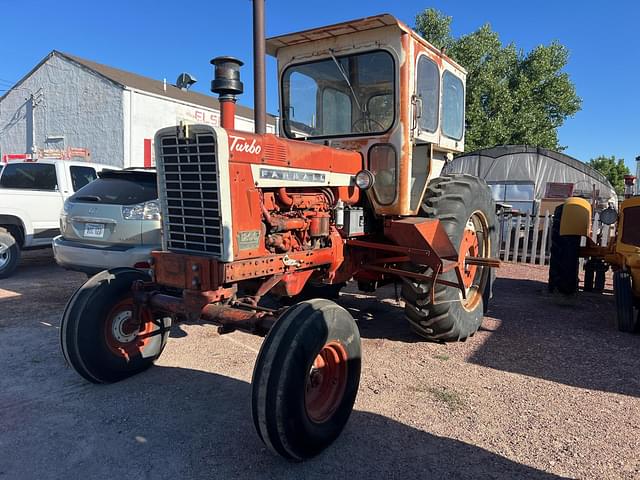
[614,270,637,333]
[60,268,171,383]
[251,299,361,461]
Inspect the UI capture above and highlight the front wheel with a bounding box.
[251,299,361,461]
[60,268,171,383]
[614,270,637,333]
[548,205,580,294]
[0,227,21,279]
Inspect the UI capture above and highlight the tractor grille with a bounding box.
[157,132,223,258]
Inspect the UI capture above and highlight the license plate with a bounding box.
[84,223,105,238]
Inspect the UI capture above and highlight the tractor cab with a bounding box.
[267,14,467,216]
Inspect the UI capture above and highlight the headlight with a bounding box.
[600,207,617,225]
[355,170,375,190]
[122,201,161,221]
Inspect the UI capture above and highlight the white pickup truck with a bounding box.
[0,158,112,278]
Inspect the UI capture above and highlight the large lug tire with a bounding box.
[548,204,580,294]
[60,268,171,383]
[402,174,497,342]
[0,227,21,279]
[251,299,361,461]
[614,270,637,333]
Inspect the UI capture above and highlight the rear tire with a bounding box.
[251,299,361,461]
[614,270,637,333]
[548,205,580,294]
[0,227,21,279]
[60,268,171,383]
[402,174,497,342]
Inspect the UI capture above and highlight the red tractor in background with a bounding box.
[60,2,499,460]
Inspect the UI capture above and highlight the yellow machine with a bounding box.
[548,196,640,332]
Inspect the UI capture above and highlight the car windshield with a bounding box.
[282,50,395,139]
[69,171,157,205]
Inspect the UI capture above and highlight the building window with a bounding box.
[70,166,97,192]
[416,56,439,133]
[0,163,58,191]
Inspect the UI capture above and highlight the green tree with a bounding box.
[415,8,582,152]
[587,155,630,195]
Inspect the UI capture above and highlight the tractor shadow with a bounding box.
[469,276,640,398]
[333,274,640,399]
[2,365,566,479]
[336,282,421,343]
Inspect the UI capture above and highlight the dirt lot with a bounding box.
[1,250,639,479]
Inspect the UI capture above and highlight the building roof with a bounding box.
[1,50,275,125]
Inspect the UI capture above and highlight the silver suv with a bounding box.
[53,169,160,275]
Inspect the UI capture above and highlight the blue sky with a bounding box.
[1,0,638,171]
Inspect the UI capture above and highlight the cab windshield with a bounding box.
[282,50,395,139]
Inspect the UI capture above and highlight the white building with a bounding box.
[0,50,275,167]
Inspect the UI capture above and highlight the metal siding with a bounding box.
[0,55,124,166]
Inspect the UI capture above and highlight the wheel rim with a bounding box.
[103,299,155,360]
[0,242,10,269]
[304,341,349,423]
[459,209,490,312]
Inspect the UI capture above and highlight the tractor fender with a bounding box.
[559,197,592,237]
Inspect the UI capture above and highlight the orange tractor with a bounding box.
[60,2,499,460]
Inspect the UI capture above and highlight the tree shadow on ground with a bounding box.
[2,365,567,479]
[469,276,640,398]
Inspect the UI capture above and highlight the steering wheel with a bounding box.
[351,116,385,133]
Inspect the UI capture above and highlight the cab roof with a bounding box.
[265,13,466,73]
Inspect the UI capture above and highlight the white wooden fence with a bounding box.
[497,211,614,265]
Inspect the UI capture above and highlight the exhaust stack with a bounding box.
[210,56,244,130]
[252,0,266,134]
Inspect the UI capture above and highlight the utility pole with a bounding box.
[28,88,44,155]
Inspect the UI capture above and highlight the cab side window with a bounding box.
[0,163,58,191]
[416,56,439,133]
[70,166,97,191]
[442,71,465,140]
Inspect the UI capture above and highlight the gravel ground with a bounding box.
[0,250,639,479]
